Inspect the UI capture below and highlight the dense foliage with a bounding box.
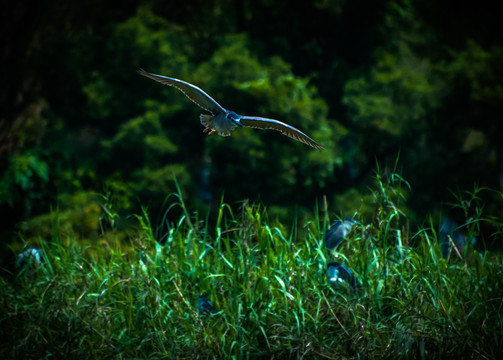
[2,0,502,243]
[1,176,502,359]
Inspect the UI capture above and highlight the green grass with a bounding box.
[1,179,502,359]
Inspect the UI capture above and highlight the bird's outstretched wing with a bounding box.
[138,69,225,115]
[239,116,323,150]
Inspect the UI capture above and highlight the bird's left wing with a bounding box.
[239,116,323,150]
[138,69,225,115]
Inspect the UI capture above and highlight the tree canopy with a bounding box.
[1,0,502,248]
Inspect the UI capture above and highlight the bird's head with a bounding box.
[226,111,243,127]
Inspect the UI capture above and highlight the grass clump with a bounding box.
[1,176,502,359]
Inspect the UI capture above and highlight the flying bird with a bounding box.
[138,69,323,149]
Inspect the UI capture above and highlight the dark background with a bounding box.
[1,0,502,256]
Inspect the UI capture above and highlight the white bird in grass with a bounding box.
[138,69,323,149]
[16,247,41,270]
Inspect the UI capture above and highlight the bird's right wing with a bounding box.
[138,69,225,115]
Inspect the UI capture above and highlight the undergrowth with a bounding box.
[1,174,502,359]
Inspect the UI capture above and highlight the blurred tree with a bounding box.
[338,0,503,227]
[1,0,502,249]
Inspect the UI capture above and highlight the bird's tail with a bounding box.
[200,114,214,128]
[200,114,233,136]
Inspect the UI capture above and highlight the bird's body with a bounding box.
[324,217,358,250]
[16,247,41,270]
[197,295,217,316]
[327,262,360,292]
[439,218,475,259]
[138,69,323,149]
[200,113,240,136]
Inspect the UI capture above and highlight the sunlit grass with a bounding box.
[1,176,502,359]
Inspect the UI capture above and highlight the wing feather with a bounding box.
[138,69,225,115]
[240,116,323,150]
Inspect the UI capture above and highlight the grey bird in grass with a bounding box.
[138,69,323,149]
[439,218,476,259]
[327,262,360,291]
[197,295,217,316]
[324,217,359,250]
